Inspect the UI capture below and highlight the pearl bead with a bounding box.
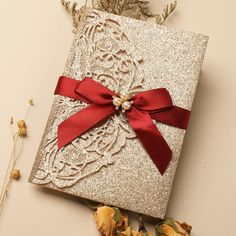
[121,101,132,111]
[120,92,130,101]
[112,97,122,107]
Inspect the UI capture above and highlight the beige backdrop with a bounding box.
[0,1,235,235]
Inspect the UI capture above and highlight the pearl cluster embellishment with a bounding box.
[112,92,133,112]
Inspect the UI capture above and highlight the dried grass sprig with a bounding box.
[95,0,156,19]
[0,99,34,216]
[61,0,89,33]
[61,0,79,16]
[155,1,177,24]
[61,0,177,30]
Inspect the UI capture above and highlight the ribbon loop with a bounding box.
[54,76,191,175]
[75,77,115,105]
[132,88,173,112]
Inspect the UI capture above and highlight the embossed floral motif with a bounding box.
[94,35,125,69]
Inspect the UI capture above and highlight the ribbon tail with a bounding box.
[58,104,116,149]
[150,106,191,129]
[126,107,172,175]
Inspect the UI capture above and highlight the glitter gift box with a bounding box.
[29,8,208,218]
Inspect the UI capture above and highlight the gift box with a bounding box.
[29,8,208,219]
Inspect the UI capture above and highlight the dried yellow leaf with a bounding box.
[94,206,116,236]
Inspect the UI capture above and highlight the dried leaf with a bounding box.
[113,207,122,224]
[163,218,181,233]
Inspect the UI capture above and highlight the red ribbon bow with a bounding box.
[55,76,190,175]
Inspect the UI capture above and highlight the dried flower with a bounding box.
[10,169,21,180]
[17,120,27,137]
[95,206,116,236]
[28,99,34,106]
[156,218,192,236]
[94,206,152,236]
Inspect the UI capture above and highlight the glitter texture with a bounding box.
[29,8,208,219]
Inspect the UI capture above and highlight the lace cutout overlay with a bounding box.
[32,10,144,188]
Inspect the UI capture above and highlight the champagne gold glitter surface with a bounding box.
[29,8,208,219]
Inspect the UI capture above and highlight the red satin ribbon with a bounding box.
[55,76,191,175]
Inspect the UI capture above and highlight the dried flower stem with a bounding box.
[24,105,31,121]
[0,135,19,215]
[0,100,33,216]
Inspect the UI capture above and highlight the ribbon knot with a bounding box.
[55,76,191,175]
